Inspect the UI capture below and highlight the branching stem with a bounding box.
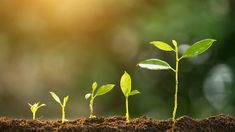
[172,45,179,121]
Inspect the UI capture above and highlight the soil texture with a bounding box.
[0,114,234,132]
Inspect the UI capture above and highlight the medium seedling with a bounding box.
[85,82,115,118]
[138,39,216,121]
[120,71,140,123]
[50,91,69,123]
[28,102,46,120]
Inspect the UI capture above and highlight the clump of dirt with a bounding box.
[0,114,234,132]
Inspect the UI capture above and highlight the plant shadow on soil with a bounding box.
[0,114,234,132]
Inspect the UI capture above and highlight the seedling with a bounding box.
[50,91,69,123]
[28,102,46,120]
[138,39,216,121]
[120,71,140,123]
[85,82,115,118]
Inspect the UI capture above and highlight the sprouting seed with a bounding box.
[28,102,46,120]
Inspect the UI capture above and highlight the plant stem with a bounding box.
[33,112,36,120]
[172,45,179,121]
[125,97,129,123]
[89,87,96,118]
[62,107,65,123]
[89,97,95,118]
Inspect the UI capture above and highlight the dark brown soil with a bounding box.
[0,114,234,132]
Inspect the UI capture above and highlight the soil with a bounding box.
[0,114,234,132]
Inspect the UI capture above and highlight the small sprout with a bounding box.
[138,39,216,121]
[120,71,140,123]
[50,91,69,123]
[85,93,91,100]
[85,82,115,118]
[28,102,46,120]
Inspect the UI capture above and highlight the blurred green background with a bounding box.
[0,0,234,120]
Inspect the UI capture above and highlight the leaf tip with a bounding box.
[49,91,55,95]
[92,82,98,90]
[172,40,177,46]
[205,38,216,42]
[211,39,216,42]
[149,41,154,44]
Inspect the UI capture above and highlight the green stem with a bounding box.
[89,88,96,118]
[33,112,36,120]
[62,106,65,123]
[89,97,95,118]
[172,45,179,121]
[125,97,129,123]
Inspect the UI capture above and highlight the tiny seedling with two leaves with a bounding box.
[85,82,115,118]
[50,91,69,123]
[120,71,140,123]
[138,39,216,121]
[28,102,46,120]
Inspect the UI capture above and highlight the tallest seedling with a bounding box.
[138,39,216,121]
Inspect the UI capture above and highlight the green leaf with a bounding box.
[85,93,91,100]
[182,39,216,58]
[138,59,173,70]
[150,41,174,51]
[50,92,61,104]
[172,40,177,47]
[63,96,69,107]
[38,104,46,108]
[120,71,131,97]
[92,82,97,90]
[28,103,32,107]
[129,90,140,96]
[95,84,115,97]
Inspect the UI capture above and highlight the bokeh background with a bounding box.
[0,0,234,120]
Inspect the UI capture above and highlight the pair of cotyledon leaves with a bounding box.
[85,82,115,100]
[50,92,69,107]
[138,39,216,70]
[85,72,140,100]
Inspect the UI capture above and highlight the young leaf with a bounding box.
[92,82,98,90]
[172,40,177,47]
[28,103,32,107]
[50,92,61,104]
[85,93,91,100]
[95,84,115,97]
[138,59,173,70]
[63,96,69,107]
[182,39,216,58]
[120,71,131,97]
[150,41,174,51]
[129,90,140,96]
[38,104,46,108]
